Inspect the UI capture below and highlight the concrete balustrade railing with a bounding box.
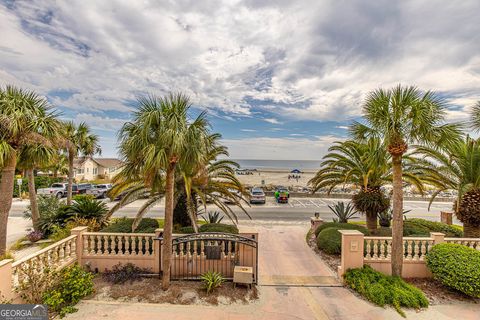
[339,231,480,279]
[445,238,480,250]
[0,226,258,302]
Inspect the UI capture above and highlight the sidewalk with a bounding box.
[64,223,480,320]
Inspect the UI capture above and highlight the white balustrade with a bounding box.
[82,232,155,256]
[445,238,480,250]
[11,235,77,289]
[364,237,433,261]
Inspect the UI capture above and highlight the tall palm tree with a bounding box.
[0,85,59,254]
[63,122,101,205]
[309,139,423,230]
[412,137,480,237]
[108,132,249,232]
[469,101,480,131]
[116,92,210,290]
[45,151,69,178]
[17,143,57,231]
[350,85,462,276]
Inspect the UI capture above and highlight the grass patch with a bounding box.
[344,266,428,317]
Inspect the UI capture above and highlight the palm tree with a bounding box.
[108,132,249,232]
[63,122,101,205]
[0,85,59,254]
[469,101,480,131]
[412,137,480,237]
[45,151,69,178]
[309,139,423,230]
[17,143,57,231]
[350,85,462,276]
[116,92,211,290]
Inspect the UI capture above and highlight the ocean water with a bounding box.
[232,159,322,170]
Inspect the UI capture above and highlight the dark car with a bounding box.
[74,183,93,195]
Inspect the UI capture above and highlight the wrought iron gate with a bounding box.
[169,232,258,283]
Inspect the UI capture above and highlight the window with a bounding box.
[77,169,84,174]
[109,167,116,173]
[93,168,98,175]
[86,168,89,173]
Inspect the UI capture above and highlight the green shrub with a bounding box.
[43,264,94,318]
[405,218,463,237]
[177,226,195,234]
[316,225,369,255]
[314,222,368,238]
[426,243,480,298]
[66,197,108,223]
[101,217,159,233]
[402,221,430,237]
[26,196,71,236]
[198,223,239,234]
[201,271,225,294]
[344,266,428,317]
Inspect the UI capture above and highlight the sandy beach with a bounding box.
[235,169,316,190]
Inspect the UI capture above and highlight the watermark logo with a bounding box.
[0,304,48,320]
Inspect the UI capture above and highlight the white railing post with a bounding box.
[0,259,14,302]
[339,230,365,279]
[71,226,88,265]
[430,232,445,245]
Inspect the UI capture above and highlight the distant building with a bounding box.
[73,157,123,181]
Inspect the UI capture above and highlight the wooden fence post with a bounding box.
[154,228,163,274]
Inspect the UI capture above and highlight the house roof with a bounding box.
[73,157,123,169]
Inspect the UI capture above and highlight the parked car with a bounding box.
[37,183,69,198]
[224,189,242,204]
[249,187,266,204]
[75,183,93,195]
[86,184,112,199]
[274,187,289,203]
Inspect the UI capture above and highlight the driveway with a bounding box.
[66,221,480,320]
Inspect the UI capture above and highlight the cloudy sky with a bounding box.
[1,0,480,160]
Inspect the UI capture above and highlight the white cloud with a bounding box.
[335,126,349,130]
[241,129,257,132]
[264,118,282,124]
[223,135,343,160]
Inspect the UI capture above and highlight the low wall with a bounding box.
[338,231,480,279]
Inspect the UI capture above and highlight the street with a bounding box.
[9,196,455,222]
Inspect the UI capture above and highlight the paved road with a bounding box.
[9,197,455,223]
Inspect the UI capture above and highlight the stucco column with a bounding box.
[430,232,445,244]
[310,217,324,232]
[71,226,88,265]
[154,228,163,274]
[338,230,365,279]
[440,212,453,225]
[0,259,13,302]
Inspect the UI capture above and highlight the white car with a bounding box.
[37,183,68,198]
[249,187,266,204]
[86,184,112,199]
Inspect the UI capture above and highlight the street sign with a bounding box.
[17,179,23,186]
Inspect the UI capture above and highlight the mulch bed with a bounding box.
[306,229,341,276]
[88,276,259,306]
[405,278,480,305]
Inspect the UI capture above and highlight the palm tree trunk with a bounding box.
[162,162,176,290]
[67,149,74,205]
[26,169,40,232]
[463,221,480,238]
[53,169,58,178]
[366,211,378,231]
[0,153,17,256]
[187,196,199,233]
[391,154,404,277]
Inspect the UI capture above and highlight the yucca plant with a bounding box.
[328,201,357,223]
[202,211,224,224]
[200,271,225,294]
[66,196,108,224]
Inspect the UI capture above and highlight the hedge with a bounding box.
[316,224,369,255]
[101,218,159,233]
[426,243,480,298]
[405,218,463,237]
[198,223,239,234]
[314,222,369,238]
[344,265,428,317]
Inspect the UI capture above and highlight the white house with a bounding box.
[73,157,123,181]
